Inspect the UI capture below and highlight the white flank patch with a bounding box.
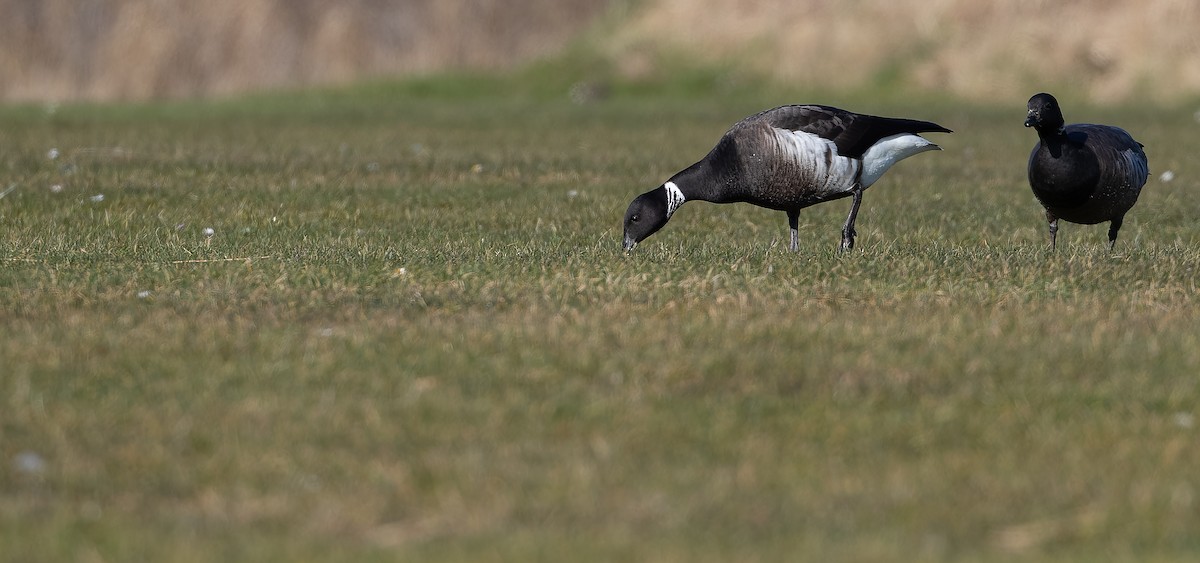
[859,133,940,188]
[664,181,686,218]
[774,129,860,197]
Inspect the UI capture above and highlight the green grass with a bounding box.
[3,76,1200,562]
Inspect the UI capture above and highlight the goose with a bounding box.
[1024,92,1149,249]
[621,104,951,252]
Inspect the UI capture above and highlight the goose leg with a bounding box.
[1107,215,1124,250]
[840,186,863,251]
[1046,209,1059,250]
[787,210,800,253]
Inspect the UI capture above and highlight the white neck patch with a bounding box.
[664,181,686,218]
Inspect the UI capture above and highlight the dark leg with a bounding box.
[840,186,863,251]
[1046,209,1059,250]
[787,210,800,253]
[1107,215,1124,250]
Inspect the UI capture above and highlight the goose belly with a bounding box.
[739,129,860,209]
[1045,180,1143,224]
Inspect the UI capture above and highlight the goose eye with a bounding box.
[631,214,640,223]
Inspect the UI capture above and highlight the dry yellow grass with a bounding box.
[608,0,1200,103]
[3,0,1199,103]
[0,0,608,101]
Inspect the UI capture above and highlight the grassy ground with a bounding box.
[2,77,1200,561]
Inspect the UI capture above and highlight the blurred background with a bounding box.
[1,0,1198,104]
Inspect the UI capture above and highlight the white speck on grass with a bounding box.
[319,328,334,337]
[47,148,59,160]
[89,194,104,202]
[399,267,407,276]
[1174,412,1194,429]
[295,473,322,492]
[410,377,437,395]
[471,163,483,174]
[50,184,63,193]
[80,502,103,520]
[202,227,215,237]
[14,451,46,475]
[567,190,579,199]
[1160,170,1175,183]
[137,290,152,299]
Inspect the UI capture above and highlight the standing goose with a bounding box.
[622,104,951,252]
[1024,92,1149,249]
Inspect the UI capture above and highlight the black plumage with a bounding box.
[1024,92,1150,249]
[622,105,951,253]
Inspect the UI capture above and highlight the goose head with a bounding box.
[622,186,672,252]
[1025,92,1065,132]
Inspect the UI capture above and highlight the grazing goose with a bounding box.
[1024,92,1149,249]
[622,104,951,252]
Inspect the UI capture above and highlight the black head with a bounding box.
[1025,92,1065,131]
[622,186,670,251]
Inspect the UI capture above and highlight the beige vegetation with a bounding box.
[0,0,608,101]
[607,0,1200,104]
[1,0,1199,103]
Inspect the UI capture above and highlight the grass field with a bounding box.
[3,76,1200,561]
